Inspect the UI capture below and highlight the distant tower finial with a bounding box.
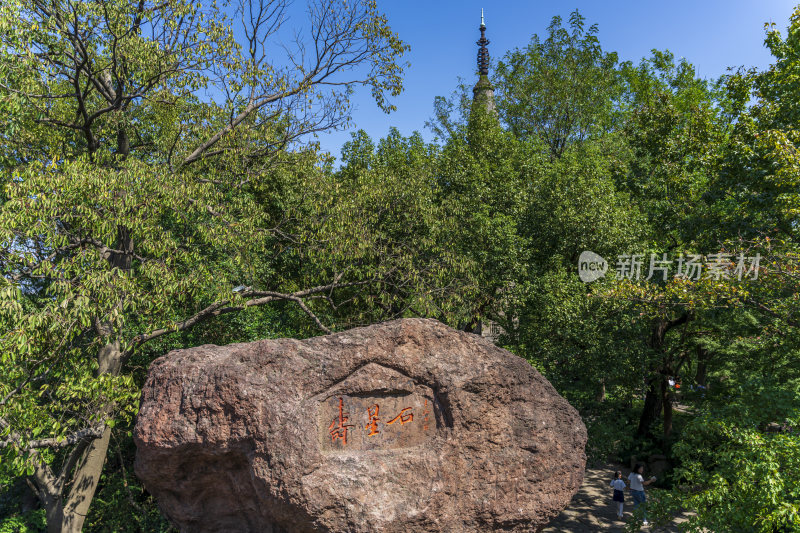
[476,10,489,76]
[471,9,496,115]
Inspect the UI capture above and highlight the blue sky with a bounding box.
[314,0,799,159]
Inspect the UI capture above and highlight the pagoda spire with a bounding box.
[477,9,489,76]
[472,9,496,113]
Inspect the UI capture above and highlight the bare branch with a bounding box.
[24,426,105,450]
[745,298,799,328]
[126,278,373,354]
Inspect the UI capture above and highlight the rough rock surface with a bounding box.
[134,318,587,532]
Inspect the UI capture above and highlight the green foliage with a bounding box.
[1,2,799,530]
[0,510,45,533]
[581,397,638,465]
[494,9,800,529]
[622,488,680,532]
[0,0,411,529]
[709,8,800,242]
[332,120,532,328]
[618,50,729,247]
[330,127,466,324]
[516,266,643,404]
[672,380,800,532]
[523,140,644,266]
[495,9,622,158]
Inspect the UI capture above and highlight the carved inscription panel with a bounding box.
[320,393,436,451]
[313,362,444,452]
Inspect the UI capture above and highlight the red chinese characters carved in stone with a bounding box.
[387,407,413,426]
[365,404,380,436]
[328,397,355,444]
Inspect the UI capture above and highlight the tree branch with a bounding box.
[126,278,370,355]
[0,424,105,451]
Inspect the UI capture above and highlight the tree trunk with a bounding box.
[36,341,124,533]
[662,377,673,438]
[637,377,663,437]
[695,346,709,386]
[44,495,65,533]
[117,128,130,159]
[29,452,65,533]
[596,378,606,402]
[60,426,115,532]
[47,226,133,530]
[636,314,689,438]
[110,225,133,270]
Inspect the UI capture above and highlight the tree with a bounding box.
[329,127,464,324]
[494,10,622,159]
[672,379,800,532]
[332,119,531,332]
[660,11,800,528]
[514,139,647,406]
[600,10,800,528]
[434,106,537,332]
[618,50,729,249]
[0,0,408,530]
[607,50,734,439]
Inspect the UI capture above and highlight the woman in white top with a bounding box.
[628,464,656,525]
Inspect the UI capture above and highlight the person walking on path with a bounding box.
[628,464,657,525]
[610,470,626,519]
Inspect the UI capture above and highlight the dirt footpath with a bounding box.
[541,463,692,532]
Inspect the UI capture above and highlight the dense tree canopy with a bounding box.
[1,3,799,532]
[0,0,409,530]
[495,11,622,158]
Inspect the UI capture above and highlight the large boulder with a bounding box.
[134,318,586,532]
